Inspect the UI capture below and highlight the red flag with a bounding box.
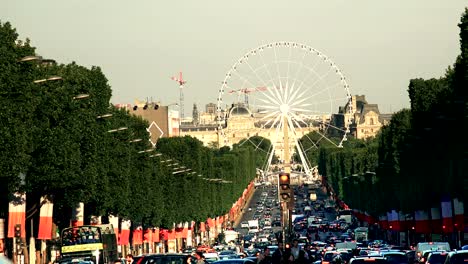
[37,197,53,240]
[120,220,131,245]
[133,227,143,245]
[441,197,453,233]
[168,229,175,240]
[71,203,84,227]
[143,228,152,243]
[453,198,464,230]
[415,210,430,233]
[379,215,388,229]
[207,218,215,228]
[431,207,442,233]
[8,193,26,238]
[153,228,160,243]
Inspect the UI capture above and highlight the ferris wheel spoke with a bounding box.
[258,46,277,86]
[229,69,260,95]
[293,57,325,95]
[272,44,282,88]
[301,66,335,96]
[291,49,309,89]
[257,91,281,106]
[244,58,271,89]
[290,112,310,128]
[314,129,339,147]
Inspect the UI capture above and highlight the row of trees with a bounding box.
[307,8,468,216]
[0,21,267,232]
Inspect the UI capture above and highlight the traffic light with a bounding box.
[279,172,291,202]
[14,224,21,244]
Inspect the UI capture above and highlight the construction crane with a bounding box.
[228,86,267,105]
[171,72,187,119]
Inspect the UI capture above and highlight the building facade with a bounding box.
[333,95,392,139]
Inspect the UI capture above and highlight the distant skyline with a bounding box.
[2,0,467,114]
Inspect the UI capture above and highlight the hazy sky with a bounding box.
[2,0,467,114]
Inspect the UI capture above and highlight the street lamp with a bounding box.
[138,148,155,154]
[73,94,90,100]
[97,114,113,119]
[18,55,42,62]
[107,127,128,133]
[33,76,63,84]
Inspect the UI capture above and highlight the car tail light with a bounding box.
[364,258,376,262]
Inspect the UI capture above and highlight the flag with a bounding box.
[153,228,160,243]
[431,207,442,233]
[441,196,453,233]
[415,210,430,234]
[71,203,84,227]
[109,215,119,242]
[143,228,153,243]
[379,215,388,229]
[133,226,143,245]
[8,193,26,238]
[120,220,131,245]
[453,198,464,230]
[37,197,53,240]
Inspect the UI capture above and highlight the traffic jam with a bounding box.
[130,181,468,264]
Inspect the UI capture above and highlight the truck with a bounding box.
[223,230,239,244]
[354,227,368,242]
[309,192,317,202]
[248,219,259,233]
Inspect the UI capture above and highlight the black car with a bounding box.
[135,254,190,264]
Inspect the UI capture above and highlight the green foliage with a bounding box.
[0,20,259,231]
[316,8,468,216]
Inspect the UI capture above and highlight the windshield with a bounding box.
[385,255,408,264]
[428,254,448,264]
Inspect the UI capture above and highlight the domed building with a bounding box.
[181,103,320,159]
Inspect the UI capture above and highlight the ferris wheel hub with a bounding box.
[280,104,290,114]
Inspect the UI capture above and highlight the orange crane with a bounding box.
[228,86,268,105]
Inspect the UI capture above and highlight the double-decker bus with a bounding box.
[59,224,118,264]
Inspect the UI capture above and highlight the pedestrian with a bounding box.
[260,247,272,264]
[126,254,134,264]
[194,251,206,264]
[272,242,284,264]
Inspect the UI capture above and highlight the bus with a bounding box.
[59,224,118,264]
[354,227,368,242]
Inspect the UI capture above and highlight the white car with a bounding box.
[241,221,249,228]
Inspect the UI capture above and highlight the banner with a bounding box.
[441,196,453,233]
[120,220,131,245]
[133,226,143,245]
[431,207,442,234]
[453,198,464,230]
[71,203,84,227]
[415,210,430,233]
[38,197,54,240]
[8,192,26,238]
[109,215,119,241]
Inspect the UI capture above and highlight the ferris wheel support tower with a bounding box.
[171,72,187,119]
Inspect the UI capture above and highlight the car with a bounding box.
[425,251,448,264]
[349,256,388,264]
[379,251,408,264]
[416,242,450,262]
[241,222,249,228]
[134,254,190,264]
[443,250,468,264]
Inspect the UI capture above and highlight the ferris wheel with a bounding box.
[216,42,354,177]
